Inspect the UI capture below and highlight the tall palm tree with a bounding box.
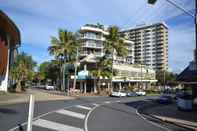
[48,29,78,91]
[91,56,112,94]
[105,26,128,91]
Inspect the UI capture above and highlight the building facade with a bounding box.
[79,24,135,64]
[0,10,20,92]
[120,22,168,72]
[79,24,108,58]
[73,24,156,93]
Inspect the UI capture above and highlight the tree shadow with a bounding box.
[0,108,18,114]
[18,124,24,131]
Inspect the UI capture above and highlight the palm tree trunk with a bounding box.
[94,77,97,93]
[15,80,22,92]
[72,48,78,93]
[72,63,77,94]
[98,78,101,94]
[111,48,114,92]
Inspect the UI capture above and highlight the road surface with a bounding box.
[0,96,186,131]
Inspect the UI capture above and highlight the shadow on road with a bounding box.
[0,108,18,114]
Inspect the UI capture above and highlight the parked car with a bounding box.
[110,91,127,97]
[157,95,173,104]
[136,90,146,96]
[127,92,137,97]
[45,85,55,90]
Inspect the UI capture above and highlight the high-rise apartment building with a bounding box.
[120,22,168,71]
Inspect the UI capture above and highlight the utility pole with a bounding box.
[195,0,197,62]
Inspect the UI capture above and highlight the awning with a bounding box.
[177,61,197,84]
[77,70,90,80]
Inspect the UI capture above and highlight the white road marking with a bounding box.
[85,104,100,131]
[56,109,86,119]
[33,119,83,131]
[76,105,92,110]
[92,103,99,106]
[116,100,121,103]
[104,101,111,104]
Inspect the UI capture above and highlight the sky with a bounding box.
[0,0,195,73]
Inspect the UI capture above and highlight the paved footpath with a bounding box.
[140,102,197,131]
[0,88,74,105]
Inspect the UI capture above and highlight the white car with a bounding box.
[136,91,146,96]
[110,91,127,97]
[45,85,55,90]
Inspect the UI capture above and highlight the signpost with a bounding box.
[27,95,35,131]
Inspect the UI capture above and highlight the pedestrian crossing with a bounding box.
[76,105,92,110]
[12,101,116,131]
[56,109,86,119]
[30,104,97,131]
[33,119,83,131]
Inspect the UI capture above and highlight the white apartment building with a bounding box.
[121,22,168,71]
[79,24,135,64]
[76,24,156,92]
[79,24,108,58]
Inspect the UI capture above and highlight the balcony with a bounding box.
[80,51,104,57]
[82,42,103,48]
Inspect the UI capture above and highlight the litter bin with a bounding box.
[177,95,193,111]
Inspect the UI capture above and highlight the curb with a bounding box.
[149,115,197,131]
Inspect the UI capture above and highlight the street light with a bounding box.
[148,0,157,5]
[148,0,197,61]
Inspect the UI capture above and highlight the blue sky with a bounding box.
[0,0,195,73]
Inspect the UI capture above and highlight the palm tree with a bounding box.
[91,56,112,94]
[105,26,128,91]
[10,52,36,92]
[48,29,78,92]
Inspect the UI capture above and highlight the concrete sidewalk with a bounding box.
[143,103,197,130]
[0,88,75,105]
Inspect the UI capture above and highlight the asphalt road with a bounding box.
[0,95,184,131]
[88,102,166,131]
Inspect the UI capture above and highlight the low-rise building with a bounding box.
[0,10,20,92]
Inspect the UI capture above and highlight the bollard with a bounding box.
[27,95,35,131]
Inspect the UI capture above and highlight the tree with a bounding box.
[105,26,128,90]
[48,29,79,91]
[156,71,178,86]
[91,56,112,94]
[10,52,36,92]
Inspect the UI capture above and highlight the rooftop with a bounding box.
[121,22,168,32]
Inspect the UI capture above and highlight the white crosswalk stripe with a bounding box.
[33,119,83,131]
[56,109,86,119]
[104,101,111,104]
[92,103,99,106]
[76,105,92,110]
